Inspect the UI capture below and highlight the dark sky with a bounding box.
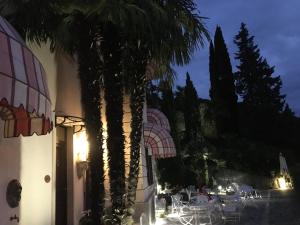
[175,0,300,115]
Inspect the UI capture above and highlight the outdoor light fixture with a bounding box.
[203,152,208,160]
[278,177,287,190]
[73,130,89,179]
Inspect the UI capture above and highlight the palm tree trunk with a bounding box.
[124,45,147,225]
[101,23,126,225]
[78,30,105,225]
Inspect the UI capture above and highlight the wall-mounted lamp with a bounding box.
[74,130,89,179]
[76,161,89,179]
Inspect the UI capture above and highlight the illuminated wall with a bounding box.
[28,43,154,225]
[19,133,53,225]
[0,42,57,225]
[0,121,21,225]
[0,129,54,225]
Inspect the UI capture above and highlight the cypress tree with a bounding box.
[181,73,206,186]
[210,26,238,135]
[160,81,177,138]
[183,72,201,140]
[283,104,295,118]
[234,23,285,113]
[157,81,185,187]
[209,41,216,101]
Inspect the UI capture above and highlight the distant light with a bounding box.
[218,185,222,190]
[278,177,287,190]
[157,184,162,193]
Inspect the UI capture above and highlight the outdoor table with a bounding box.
[188,205,213,225]
[175,192,224,225]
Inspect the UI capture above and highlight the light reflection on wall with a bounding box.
[73,130,89,162]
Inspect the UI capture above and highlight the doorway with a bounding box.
[55,127,67,225]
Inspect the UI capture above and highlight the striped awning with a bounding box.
[0,16,52,137]
[143,123,176,159]
[147,108,170,131]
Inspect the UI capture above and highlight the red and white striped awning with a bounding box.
[147,108,171,131]
[143,123,176,159]
[0,16,52,137]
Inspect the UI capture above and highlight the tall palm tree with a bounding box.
[100,22,126,225]
[122,42,148,225]
[122,1,209,224]
[76,21,105,225]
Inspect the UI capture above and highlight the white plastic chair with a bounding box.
[221,201,241,224]
[171,194,183,214]
[189,205,213,225]
[178,206,194,225]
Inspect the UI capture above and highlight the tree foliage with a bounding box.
[234,23,285,113]
[210,26,238,135]
[183,73,202,141]
[156,23,300,191]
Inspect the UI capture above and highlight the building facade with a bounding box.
[0,16,176,225]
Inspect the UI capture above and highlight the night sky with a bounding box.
[175,0,300,116]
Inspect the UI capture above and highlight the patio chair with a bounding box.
[189,205,213,225]
[180,192,190,205]
[221,201,241,224]
[178,206,194,225]
[171,194,183,214]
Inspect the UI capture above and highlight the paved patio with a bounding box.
[153,190,300,225]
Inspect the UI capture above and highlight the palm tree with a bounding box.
[122,1,209,223]
[75,2,209,223]
[100,23,126,225]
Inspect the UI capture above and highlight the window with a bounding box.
[145,147,153,185]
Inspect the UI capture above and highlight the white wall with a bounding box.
[28,42,57,108]
[0,121,54,225]
[136,101,155,203]
[29,42,58,225]
[19,133,53,225]
[0,41,57,225]
[0,121,21,225]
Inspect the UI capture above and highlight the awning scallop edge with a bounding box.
[0,16,52,137]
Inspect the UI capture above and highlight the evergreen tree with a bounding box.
[209,26,238,135]
[283,104,295,118]
[209,41,216,101]
[160,81,177,138]
[234,23,285,113]
[175,86,185,112]
[157,81,185,187]
[181,73,207,185]
[183,73,201,140]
